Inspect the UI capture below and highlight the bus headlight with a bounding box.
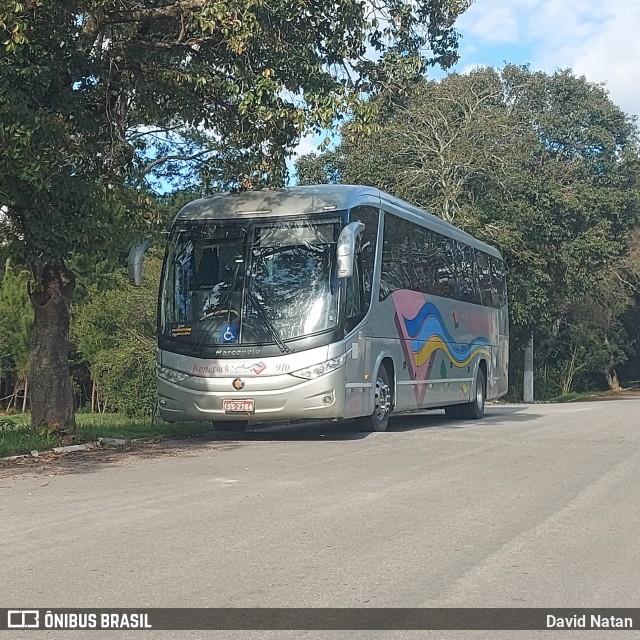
[290,354,347,380]
[157,365,191,383]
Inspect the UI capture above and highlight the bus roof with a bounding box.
[175,185,503,259]
[176,185,377,220]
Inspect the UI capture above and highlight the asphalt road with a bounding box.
[2,400,640,639]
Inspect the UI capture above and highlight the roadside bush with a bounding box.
[72,257,161,417]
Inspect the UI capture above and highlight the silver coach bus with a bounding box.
[131,185,508,431]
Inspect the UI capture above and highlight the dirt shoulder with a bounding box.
[575,388,640,401]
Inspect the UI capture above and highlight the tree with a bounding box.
[0,0,470,428]
[299,68,518,224]
[297,65,640,394]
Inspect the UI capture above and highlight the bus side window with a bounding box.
[432,235,456,299]
[455,242,479,304]
[475,250,494,307]
[490,257,507,307]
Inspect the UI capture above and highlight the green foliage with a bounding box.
[0,412,213,457]
[0,427,62,458]
[72,256,162,417]
[0,264,32,379]
[69,414,212,444]
[545,391,597,403]
[0,413,62,457]
[0,0,470,426]
[0,0,470,203]
[297,65,640,396]
[0,417,16,430]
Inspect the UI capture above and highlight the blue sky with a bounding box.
[451,0,640,117]
[289,0,640,175]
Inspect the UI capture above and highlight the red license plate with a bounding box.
[222,399,255,413]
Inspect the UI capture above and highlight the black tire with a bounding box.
[444,404,461,419]
[458,367,486,420]
[358,364,392,432]
[212,419,249,432]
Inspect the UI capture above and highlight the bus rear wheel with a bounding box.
[212,420,249,432]
[458,367,486,420]
[358,364,392,432]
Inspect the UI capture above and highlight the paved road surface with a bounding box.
[2,400,640,639]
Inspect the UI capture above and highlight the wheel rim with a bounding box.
[476,375,485,410]
[374,376,391,421]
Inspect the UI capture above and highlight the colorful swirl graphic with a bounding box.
[403,302,491,369]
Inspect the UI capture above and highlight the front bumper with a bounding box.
[157,367,346,423]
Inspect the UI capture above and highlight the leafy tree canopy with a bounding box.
[297,65,640,330]
[0,0,470,426]
[296,65,640,393]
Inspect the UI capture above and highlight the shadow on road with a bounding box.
[390,404,541,432]
[1,405,540,478]
[225,404,540,440]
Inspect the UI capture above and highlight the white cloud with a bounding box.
[458,5,521,45]
[536,1,640,119]
[289,132,325,160]
[456,0,640,118]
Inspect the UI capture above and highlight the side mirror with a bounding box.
[336,222,365,278]
[128,238,153,286]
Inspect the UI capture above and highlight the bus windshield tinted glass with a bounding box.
[161,218,340,346]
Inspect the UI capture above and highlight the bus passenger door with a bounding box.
[344,330,367,419]
[343,203,380,419]
[342,255,366,418]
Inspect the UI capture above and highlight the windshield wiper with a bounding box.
[225,260,243,324]
[245,290,293,354]
[189,317,217,356]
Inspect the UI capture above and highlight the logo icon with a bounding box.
[232,378,245,391]
[8,610,39,629]
[234,361,266,375]
[251,361,266,375]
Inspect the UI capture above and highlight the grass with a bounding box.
[0,413,214,458]
[545,390,597,403]
[0,420,62,459]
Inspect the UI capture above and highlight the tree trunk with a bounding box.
[29,265,76,430]
[604,367,621,392]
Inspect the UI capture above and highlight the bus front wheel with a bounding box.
[358,365,392,432]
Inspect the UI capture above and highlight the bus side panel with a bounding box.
[363,290,498,411]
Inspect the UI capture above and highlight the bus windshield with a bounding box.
[161,218,340,347]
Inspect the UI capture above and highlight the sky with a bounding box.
[452,0,640,118]
[289,0,640,177]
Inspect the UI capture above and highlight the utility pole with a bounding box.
[523,332,534,403]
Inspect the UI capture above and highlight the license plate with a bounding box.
[222,399,255,413]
